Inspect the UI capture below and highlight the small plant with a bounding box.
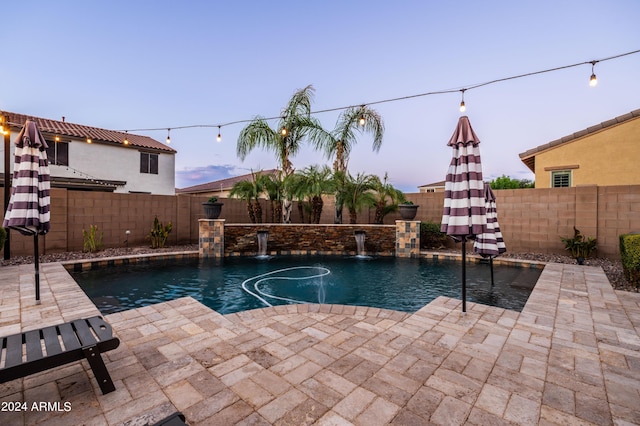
[149,217,172,249]
[620,233,640,288]
[0,227,7,252]
[206,196,218,203]
[420,221,448,249]
[560,227,596,264]
[82,224,103,253]
[400,200,414,205]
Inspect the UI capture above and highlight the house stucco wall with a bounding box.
[533,117,640,188]
[0,130,175,195]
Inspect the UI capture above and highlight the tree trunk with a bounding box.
[254,200,262,223]
[312,196,323,224]
[334,201,343,224]
[247,202,256,224]
[349,208,357,224]
[283,199,292,223]
[374,201,385,224]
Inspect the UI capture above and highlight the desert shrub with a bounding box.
[420,221,448,249]
[620,233,640,287]
[82,224,103,253]
[0,227,7,251]
[149,217,172,249]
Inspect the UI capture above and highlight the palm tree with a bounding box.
[229,171,265,223]
[236,85,323,223]
[371,173,406,224]
[229,179,256,223]
[342,172,376,224]
[310,105,384,223]
[262,173,284,223]
[295,165,335,224]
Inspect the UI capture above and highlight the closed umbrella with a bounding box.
[440,116,487,312]
[3,120,51,304]
[474,183,507,286]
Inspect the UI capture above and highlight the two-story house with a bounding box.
[1,112,176,195]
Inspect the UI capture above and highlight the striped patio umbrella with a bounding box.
[3,120,51,304]
[440,116,487,312]
[474,183,507,285]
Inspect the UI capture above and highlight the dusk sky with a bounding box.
[2,1,638,192]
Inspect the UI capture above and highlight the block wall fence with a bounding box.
[2,185,639,259]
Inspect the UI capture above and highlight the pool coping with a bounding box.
[61,249,547,272]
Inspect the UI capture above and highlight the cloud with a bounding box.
[175,164,249,189]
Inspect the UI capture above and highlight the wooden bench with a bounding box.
[0,316,120,394]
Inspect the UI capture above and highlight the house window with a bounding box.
[45,140,69,166]
[140,152,158,174]
[551,171,571,188]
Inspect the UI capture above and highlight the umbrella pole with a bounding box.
[490,257,494,287]
[461,238,466,313]
[34,233,41,304]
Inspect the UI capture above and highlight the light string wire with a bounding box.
[117,49,639,136]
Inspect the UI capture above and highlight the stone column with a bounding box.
[199,219,225,258]
[396,220,420,258]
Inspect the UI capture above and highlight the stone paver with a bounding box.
[1,261,639,425]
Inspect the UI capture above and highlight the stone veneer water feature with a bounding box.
[198,220,421,258]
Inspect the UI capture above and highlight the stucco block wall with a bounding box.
[533,117,640,187]
[3,185,640,259]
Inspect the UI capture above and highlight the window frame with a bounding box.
[140,152,159,175]
[45,139,70,166]
[551,170,571,188]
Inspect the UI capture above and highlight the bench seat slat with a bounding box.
[87,317,113,342]
[25,330,43,362]
[42,326,63,357]
[58,322,81,351]
[73,319,98,347]
[5,334,23,368]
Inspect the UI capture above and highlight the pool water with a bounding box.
[73,256,542,315]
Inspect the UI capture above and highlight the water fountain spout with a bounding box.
[354,231,366,257]
[257,230,269,258]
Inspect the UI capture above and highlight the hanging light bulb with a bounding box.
[459,89,466,113]
[217,126,221,142]
[55,135,60,142]
[86,137,92,144]
[166,128,171,144]
[589,61,598,87]
[358,105,366,126]
[280,127,288,136]
[123,131,129,145]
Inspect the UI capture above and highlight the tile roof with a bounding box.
[2,111,176,154]
[176,169,278,193]
[418,180,446,188]
[519,108,640,172]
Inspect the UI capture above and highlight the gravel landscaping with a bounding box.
[1,244,636,293]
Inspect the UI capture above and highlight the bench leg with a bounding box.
[83,346,116,394]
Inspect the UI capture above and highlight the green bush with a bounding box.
[420,221,448,249]
[620,233,640,288]
[82,224,103,253]
[0,227,7,252]
[149,217,172,249]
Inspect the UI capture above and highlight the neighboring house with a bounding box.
[519,108,640,188]
[177,169,278,198]
[0,111,176,195]
[418,180,446,193]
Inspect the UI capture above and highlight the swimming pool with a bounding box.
[73,256,542,315]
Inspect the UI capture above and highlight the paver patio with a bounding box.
[1,259,639,425]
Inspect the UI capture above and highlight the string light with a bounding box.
[123,131,129,145]
[358,106,366,126]
[166,128,171,144]
[589,61,598,87]
[217,126,221,142]
[459,89,466,113]
[110,49,638,140]
[86,137,92,144]
[55,135,60,142]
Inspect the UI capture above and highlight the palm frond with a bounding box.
[236,118,278,160]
